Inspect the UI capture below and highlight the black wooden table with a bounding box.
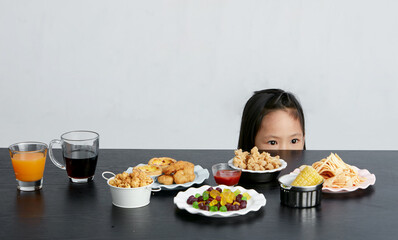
[0,149,397,239]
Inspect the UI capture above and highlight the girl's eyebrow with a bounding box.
[289,133,302,138]
[265,135,281,139]
[266,133,302,139]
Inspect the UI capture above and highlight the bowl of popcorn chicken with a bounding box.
[228,147,287,183]
[102,170,161,208]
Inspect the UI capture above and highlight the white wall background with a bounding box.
[1,1,397,150]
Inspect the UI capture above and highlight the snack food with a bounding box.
[233,147,281,171]
[109,170,153,188]
[173,167,196,184]
[291,166,323,186]
[159,161,195,185]
[157,174,174,185]
[134,164,162,176]
[186,187,250,212]
[148,157,177,169]
[312,153,366,188]
[163,161,194,174]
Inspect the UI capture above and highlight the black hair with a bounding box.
[237,89,306,151]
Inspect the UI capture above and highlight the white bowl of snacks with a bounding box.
[228,147,287,183]
[102,171,161,208]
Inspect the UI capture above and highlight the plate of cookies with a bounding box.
[128,157,210,190]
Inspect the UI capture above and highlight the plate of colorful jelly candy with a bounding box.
[173,185,266,217]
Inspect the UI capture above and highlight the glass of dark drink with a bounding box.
[48,130,99,183]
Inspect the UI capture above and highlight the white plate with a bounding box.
[126,165,209,190]
[174,185,266,218]
[228,158,287,173]
[291,167,376,193]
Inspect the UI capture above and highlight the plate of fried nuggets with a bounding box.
[158,161,195,185]
[128,160,209,190]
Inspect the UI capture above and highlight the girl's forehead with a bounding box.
[266,107,298,118]
[260,110,303,135]
[263,109,296,121]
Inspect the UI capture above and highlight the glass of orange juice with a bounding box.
[9,142,48,191]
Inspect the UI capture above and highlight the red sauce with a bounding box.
[214,170,241,186]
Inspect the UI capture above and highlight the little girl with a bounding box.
[238,89,306,151]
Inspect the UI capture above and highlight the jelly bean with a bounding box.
[220,206,227,212]
[236,194,242,202]
[198,202,205,209]
[209,199,218,207]
[202,191,209,201]
[187,195,196,204]
[210,206,218,212]
[240,200,247,209]
[220,197,227,206]
[242,192,251,200]
[225,193,235,204]
[210,190,220,198]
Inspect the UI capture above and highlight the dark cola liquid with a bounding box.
[64,150,98,179]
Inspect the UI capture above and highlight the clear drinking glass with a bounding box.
[9,142,48,191]
[49,130,99,183]
[212,163,241,186]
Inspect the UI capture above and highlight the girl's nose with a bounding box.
[279,142,288,150]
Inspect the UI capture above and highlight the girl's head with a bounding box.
[238,89,305,151]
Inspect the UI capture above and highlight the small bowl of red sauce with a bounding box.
[212,163,242,186]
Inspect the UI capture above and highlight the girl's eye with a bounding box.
[291,139,299,144]
[268,140,277,145]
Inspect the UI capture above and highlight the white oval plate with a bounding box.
[291,167,376,193]
[174,185,266,217]
[126,165,209,191]
[228,158,287,173]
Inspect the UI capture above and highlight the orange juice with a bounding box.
[11,152,46,182]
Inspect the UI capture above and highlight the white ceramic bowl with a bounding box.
[228,159,287,183]
[102,171,161,208]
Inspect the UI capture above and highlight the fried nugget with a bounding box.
[173,167,195,184]
[163,161,194,175]
[157,174,174,185]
